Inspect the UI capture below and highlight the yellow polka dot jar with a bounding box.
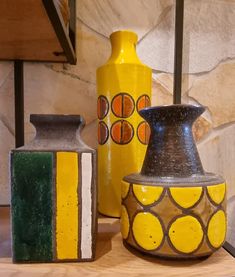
[121,105,226,258]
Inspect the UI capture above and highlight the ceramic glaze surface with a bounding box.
[121,105,227,258]
[11,115,97,263]
[140,105,205,177]
[56,152,79,260]
[133,184,163,205]
[11,152,53,262]
[121,182,226,258]
[97,30,152,217]
[132,212,164,251]
[169,187,203,209]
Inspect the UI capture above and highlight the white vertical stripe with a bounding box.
[81,153,92,259]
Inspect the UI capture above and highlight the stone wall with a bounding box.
[0,0,235,242]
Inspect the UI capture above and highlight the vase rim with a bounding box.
[30,114,85,125]
[140,104,206,112]
[123,172,224,186]
[109,30,138,41]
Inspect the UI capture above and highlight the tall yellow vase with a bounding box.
[97,30,152,217]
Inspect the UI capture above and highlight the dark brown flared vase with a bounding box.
[121,105,226,259]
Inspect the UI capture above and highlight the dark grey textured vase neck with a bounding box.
[31,114,84,141]
[139,105,205,178]
[19,114,90,151]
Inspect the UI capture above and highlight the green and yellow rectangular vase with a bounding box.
[10,114,97,263]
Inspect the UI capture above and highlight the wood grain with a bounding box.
[0,0,67,62]
[0,207,235,276]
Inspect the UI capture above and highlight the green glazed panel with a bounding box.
[11,152,54,262]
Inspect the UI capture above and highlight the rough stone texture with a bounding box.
[192,117,212,142]
[182,0,235,74]
[138,7,175,73]
[152,72,197,97]
[189,61,235,127]
[0,121,14,204]
[0,62,15,204]
[0,62,13,88]
[50,20,110,85]
[0,62,14,135]
[24,63,96,144]
[198,124,235,201]
[139,0,235,73]
[152,78,173,106]
[77,0,173,40]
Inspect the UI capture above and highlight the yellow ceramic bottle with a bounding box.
[97,30,152,217]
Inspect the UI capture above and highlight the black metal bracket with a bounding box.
[69,0,76,51]
[173,0,184,104]
[224,241,235,258]
[42,0,76,65]
[223,241,235,257]
[14,60,24,148]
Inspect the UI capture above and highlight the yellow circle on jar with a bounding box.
[207,183,226,205]
[207,210,226,248]
[169,187,203,209]
[133,184,163,206]
[121,181,130,199]
[120,205,130,239]
[169,215,203,253]
[132,212,164,250]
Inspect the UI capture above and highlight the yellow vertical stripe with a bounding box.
[56,152,78,260]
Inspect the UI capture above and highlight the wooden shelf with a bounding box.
[0,207,235,276]
[0,0,76,64]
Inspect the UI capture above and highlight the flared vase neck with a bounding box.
[139,105,205,178]
[30,114,85,143]
[107,30,142,65]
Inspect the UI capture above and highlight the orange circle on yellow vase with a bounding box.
[97,95,109,120]
[98,121,109,145]
[111,93,135,118]
[137,121,151,145]
[111,120,134,145]
[137,95,151,112]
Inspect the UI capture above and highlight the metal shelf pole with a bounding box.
[14,60,24,147]
[173,0,184,104]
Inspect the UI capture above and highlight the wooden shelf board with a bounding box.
[0,207,235,276]
[0,0,75,63]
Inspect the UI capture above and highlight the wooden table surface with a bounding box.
[0,207,235,277]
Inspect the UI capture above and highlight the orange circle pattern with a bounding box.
[111,93,135,118]
[111,120,134,145]
[98,94,150,145]
[98,121,109,145]
[137,121,151,145]
[97,95,109,120]
[137,95,151,112]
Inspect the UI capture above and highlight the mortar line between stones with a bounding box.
[187,56,235,77]
[182,95,213,123]
[137,5,173,45]
[76,16,109,40]
[198,120,235,146]
[44,64,96,86]
[0,66,14,89]
[0,115,15,136]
